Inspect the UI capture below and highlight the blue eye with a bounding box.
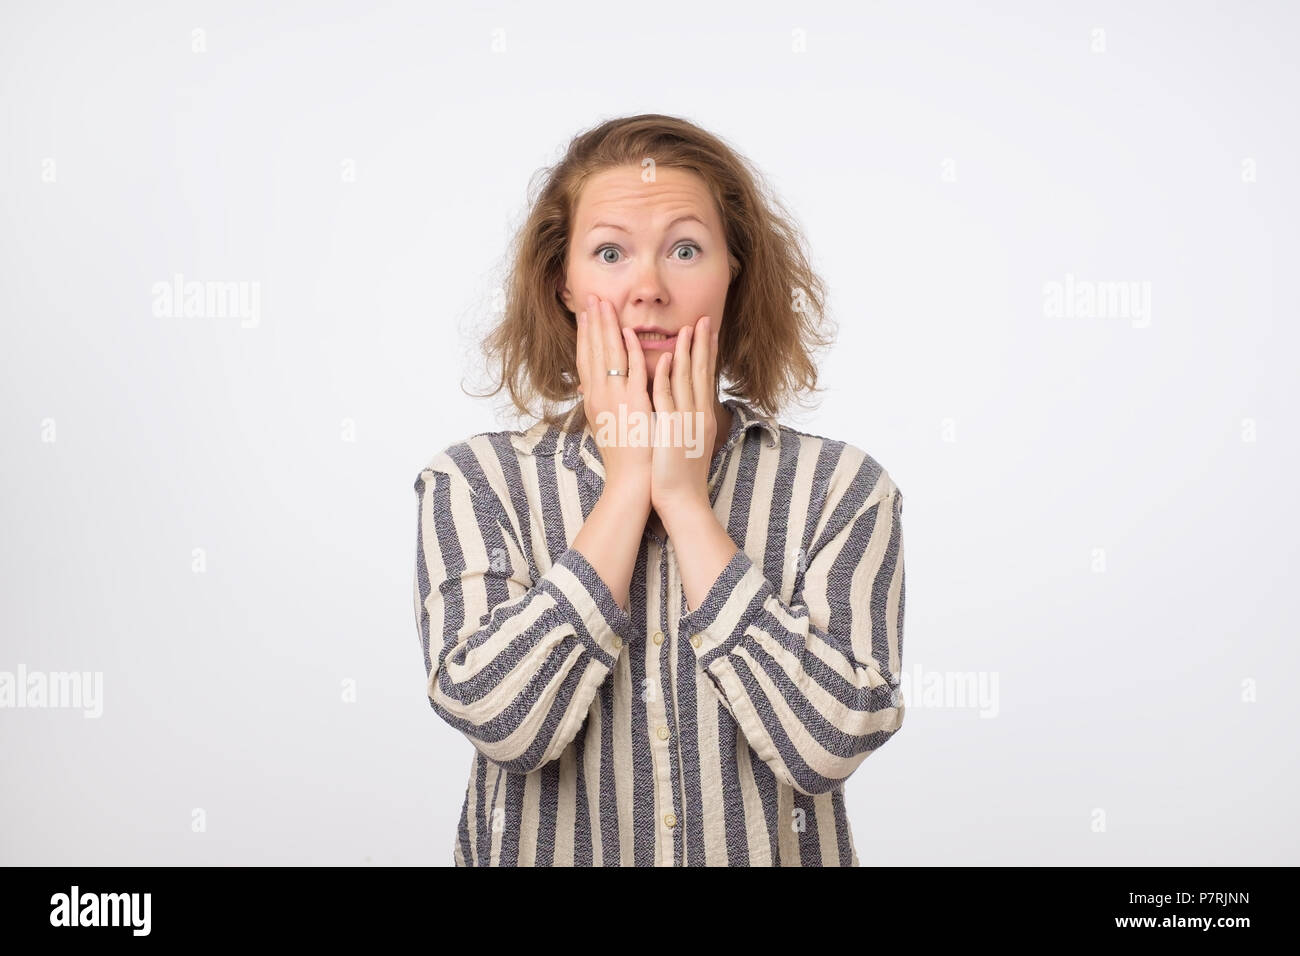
[593,242,702,264]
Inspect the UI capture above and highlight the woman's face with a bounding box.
[561,164,735,387]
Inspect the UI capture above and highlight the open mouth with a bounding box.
[636,331,677,347]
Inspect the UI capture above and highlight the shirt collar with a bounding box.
[556,397,780,490]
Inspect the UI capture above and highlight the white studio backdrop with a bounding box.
[1,0,1296,865]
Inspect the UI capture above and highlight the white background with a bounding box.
[1,0,1296,865]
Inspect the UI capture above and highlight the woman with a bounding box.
[413,114,905,866]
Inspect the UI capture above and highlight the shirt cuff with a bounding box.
[678,548,771,659]
[541,546,637,657]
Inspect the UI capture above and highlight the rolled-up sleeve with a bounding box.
[413,450,635,774]
[677,465,905,796]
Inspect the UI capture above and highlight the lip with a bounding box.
[631,326,679,350]
[634,334,678,351]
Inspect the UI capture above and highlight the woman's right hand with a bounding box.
[575,293,662,499]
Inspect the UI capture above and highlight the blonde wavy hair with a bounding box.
[466,113,836,431]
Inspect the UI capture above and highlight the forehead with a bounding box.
[573,165,720,230]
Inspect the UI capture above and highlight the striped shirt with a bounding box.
[412,397,906,866]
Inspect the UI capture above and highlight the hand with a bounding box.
[574,293,657,500]
[650,314,718,515]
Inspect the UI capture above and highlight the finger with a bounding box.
[601,298,628,379]
[595,297,613,390]
[652,351,675,414]
[692,315,710,413]
[590,297,608,390]
[622,327,646,391]
[709,316,720,399]
[671,324,693,412]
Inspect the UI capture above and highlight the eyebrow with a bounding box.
[586,214,710,236]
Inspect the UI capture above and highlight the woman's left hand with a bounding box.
[650,314,718,514]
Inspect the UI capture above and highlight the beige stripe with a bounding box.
[809,452,862,543]
[610,652,634,865]
[884,506,904,678]
[649,738,666,866]
[736,741,773,865]
[556,745,576,865]
[711,448,741,531]
[419,473,448,701]
[696,682,727,865]
[666,568,690,865]
[814,791,839,865]
[777,781,798,865]
[515,453,543,549]
[519,768,539,865]
[743,439,778,562]
[467,437,509,526]
[583,693,604,863]
[484,757,503,866]
[645,588,675,867]
[555,458,585,551]
[465,750,480,864]
[784,445,820,599]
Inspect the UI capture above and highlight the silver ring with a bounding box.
[607,369,626,377]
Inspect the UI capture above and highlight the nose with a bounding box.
[625,259,670,319]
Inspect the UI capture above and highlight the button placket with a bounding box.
[664,540,692,865]
[647,537,679,864]
[657,537,690,864]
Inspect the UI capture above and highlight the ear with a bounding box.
[728,252,741,281]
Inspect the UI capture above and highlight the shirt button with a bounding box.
[690,633,702,648]
[657,725,670,740]
[664,812,677,828]
[652,631,663,645]
[612,635,622,650]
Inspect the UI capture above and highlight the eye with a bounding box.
[594,242,702,264]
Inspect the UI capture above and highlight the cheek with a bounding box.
[566,260,603,306]
[682,270,729,314]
